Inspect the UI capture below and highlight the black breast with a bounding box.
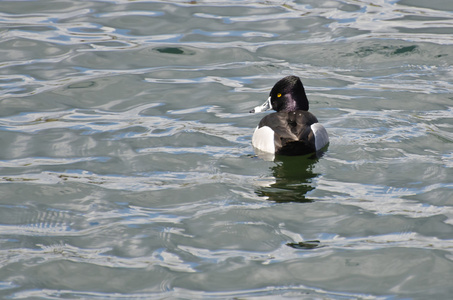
[258,111,318,155]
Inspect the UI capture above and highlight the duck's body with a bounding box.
[250,76,329,156]
[252,110,328,156]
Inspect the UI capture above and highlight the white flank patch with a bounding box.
[252,126,275,154]
[311,123,329,150]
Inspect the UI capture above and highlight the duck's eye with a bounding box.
[277,93,281,98]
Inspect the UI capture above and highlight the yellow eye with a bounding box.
[277,93,281,98]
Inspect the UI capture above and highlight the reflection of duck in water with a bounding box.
[255,154,320,202]
[250,76,329,160]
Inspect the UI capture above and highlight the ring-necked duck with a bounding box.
[250,75,329,156]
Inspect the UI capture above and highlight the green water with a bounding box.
[0,0,452,299]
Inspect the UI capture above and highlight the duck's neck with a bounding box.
[283,93,309,112]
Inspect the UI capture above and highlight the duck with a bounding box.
[250,75,329,156]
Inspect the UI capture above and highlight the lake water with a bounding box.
[1,0,452,299]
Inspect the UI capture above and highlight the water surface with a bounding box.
[0,0,452,299]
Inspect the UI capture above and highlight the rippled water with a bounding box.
[1,0,452,299]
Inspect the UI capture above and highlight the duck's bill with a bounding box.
[249,97,272,113]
